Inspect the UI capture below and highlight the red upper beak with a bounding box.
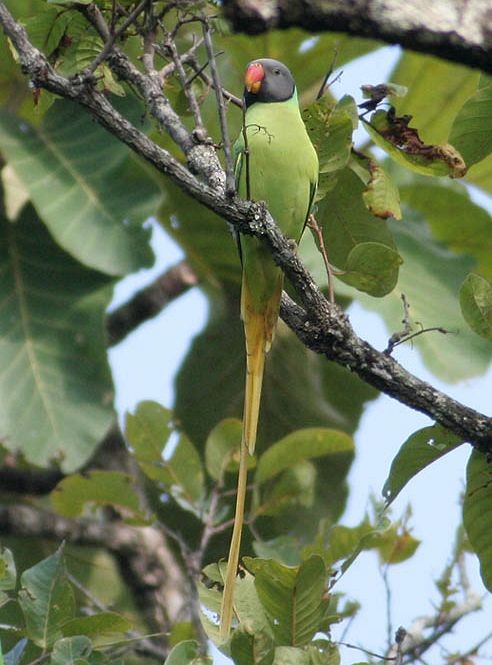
[245,62,265,94]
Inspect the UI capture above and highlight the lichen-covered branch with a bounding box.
[0,2,491,453]
[224,0,492,74]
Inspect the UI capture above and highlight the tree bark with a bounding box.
[224,0,492,74]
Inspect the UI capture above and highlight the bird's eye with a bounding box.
[274,68,281,75]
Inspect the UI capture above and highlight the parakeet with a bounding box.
[220,58,319,638]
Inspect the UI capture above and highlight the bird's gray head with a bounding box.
[243,58,296,107]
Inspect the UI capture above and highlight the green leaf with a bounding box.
[62,613,132,638]
[449,78,492,168]
[258,461,317,517]
[463,450,492,592]
[205,418,243,481]
[318,521,374,567]
[460,273,492,341]
[315,168,400,294]
[383,425,464,505]
[0,204,114,472]
[230,627,275,665]
[0,547,16,591]
[303,95,356,175]
[18,545,75,648]
[126,400,205,509]
[352,155,402,220]
[253,536,302,567]
[50,636,92,665]
[50,470,144,520]
[256,429,354,484]
[307,642,340,665]
[164,640,212,665]
[125,400,174,461]
[25,6,72,57]
[340,241,402,297]
[376,526,420,565]
[0,100,158,275]
[362,111,466,178]
[339,220,492,382]
[272,647,310,665]
[399,181,492,279]
[245,556,327,647]
[233,569,274,638]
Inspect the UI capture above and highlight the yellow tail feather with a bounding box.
[219,437,248,640]
[220,281,282,638]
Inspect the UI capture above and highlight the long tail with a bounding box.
[219,434,248,640]
[219,279,281,639]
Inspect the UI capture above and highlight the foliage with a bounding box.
[0,1,491,664]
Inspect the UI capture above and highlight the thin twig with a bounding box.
[155,37,204,85]
[85,0,148,75]
[188,59,243,108]
[337,640,396,661]
[307,213,336,303]
[382,564,393,651]
[164,34,205,133]
[316,49,342,100]
[202,15,235,195]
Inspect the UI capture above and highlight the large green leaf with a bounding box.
[460,273,492,341]
[399,180,492,278]
[230,626,275,665]
[50,470,146,521]
[0,100,158,275]
[62,612,132,639]
[244,556,327,647]
[315,168,400,296]
[256,429,353,484]
[463,450,492,592]
[205,418,244,481]
[0,204,114,472]
[233,569,273,638]
[164,640,212,665]
[336,220,492,382]
[303,95,357,176]
[18,545,75,649]
[389,52,480,145]
[382,425,464,505]
[50,636,92,665]
[449,78,492,168]
[125,400,205,511]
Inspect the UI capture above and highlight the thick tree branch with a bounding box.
[224,0,492,74]
[106,260,198,346]
[1,3,491,452]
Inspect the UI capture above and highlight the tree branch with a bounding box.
[1,2,491,453]
[0,503,189,648]
[224,0,492,74]
[106,260,198,346]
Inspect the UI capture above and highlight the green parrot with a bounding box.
[220,58,319,638]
